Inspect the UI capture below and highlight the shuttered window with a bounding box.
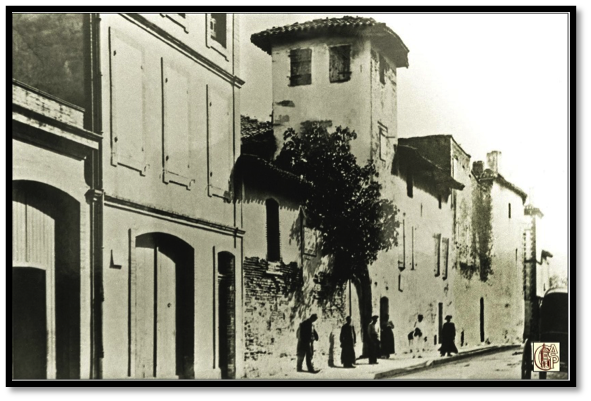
[329,45,351,83]
[110,29,146,174]
[290,48,312,86]
[162,60,193,188]
[207,85,233,198]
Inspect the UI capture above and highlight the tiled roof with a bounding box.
[240,115,277,160]
[241,115,273,138]
[251,16,409,67]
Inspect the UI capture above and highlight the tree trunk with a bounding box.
[353,270,373,358]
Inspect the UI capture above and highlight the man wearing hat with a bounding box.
[297,314,320,373]
[439,315,459,357]
[367,315,380,364]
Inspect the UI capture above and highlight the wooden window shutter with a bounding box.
[434,234,441,276]
[329,45,351,83]
[290,48,312,86]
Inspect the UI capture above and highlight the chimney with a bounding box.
[486,151,501,174]
[472,161,484,176]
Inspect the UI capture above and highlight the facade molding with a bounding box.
[121,14,245,89]
[104,194,245,237]
[13,106,102,150]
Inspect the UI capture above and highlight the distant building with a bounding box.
[390,136,465,352]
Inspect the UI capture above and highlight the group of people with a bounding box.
[295,313,458,373]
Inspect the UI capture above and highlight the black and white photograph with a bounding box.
[8,6,574,385]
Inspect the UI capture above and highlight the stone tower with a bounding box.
[251,16,409,171]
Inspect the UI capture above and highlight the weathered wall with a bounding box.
[372,170,455,354]
[240,183,346,377]
[487,183,526,343]
[242,257,346,378]
[12,14,86,107]
[452,178,526,346]
[271,37,373,163]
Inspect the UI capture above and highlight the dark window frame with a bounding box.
[329,44,352,83]
[289,48,312,86]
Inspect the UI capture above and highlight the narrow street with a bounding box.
[387,348,567,380]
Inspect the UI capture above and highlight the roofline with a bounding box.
[395,145,465,191]
[399,135,471,159]
[250,17,409,68]
[478,173,528,201]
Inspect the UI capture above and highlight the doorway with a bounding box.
[480,297,485,343]
[12,181,80,379]
[438,302,443,345]
[218,251,236,379]
[135,233,194,379]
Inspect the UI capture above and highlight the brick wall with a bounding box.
[243,257,345,378]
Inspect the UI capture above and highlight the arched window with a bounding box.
[265,199,280,262]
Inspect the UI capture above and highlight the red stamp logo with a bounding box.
[532,342,560,372]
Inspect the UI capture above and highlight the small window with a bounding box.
[442,238,449,279]
[329,45,351,83]
[266,199,280,262]
[434,234,441,277]
[438,194,442,209]
[406,172,413,198]
[210,14,227,47]
[508,203,512,219]
[398,274,403,292]
[290,48,312,86]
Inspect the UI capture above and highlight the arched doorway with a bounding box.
[135,233,194,379]
[12,181,81,379]
[218,251,235,379]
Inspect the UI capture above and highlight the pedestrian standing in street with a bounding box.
[439,315,459,357]
[413,314,425,358]
[339,316,356,368]
[297,314,320,373]
[368,315,380,364]
[381,321,395,358]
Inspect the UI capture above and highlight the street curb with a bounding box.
[374,344,521,379]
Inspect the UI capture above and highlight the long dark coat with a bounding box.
[339,323,356,366]
[439,321,459,355]
[297,318,319,355]
[381,326,395,355]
